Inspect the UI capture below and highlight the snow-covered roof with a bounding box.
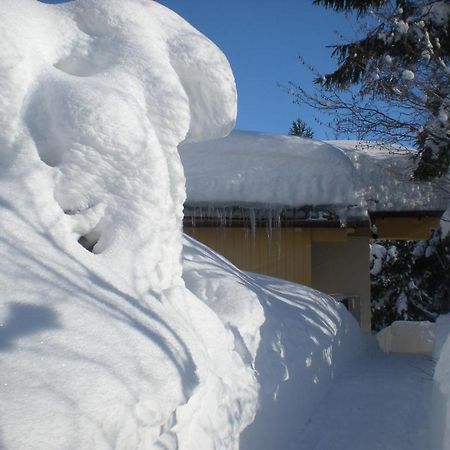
[329,140,447,214]
[181,131,447,217]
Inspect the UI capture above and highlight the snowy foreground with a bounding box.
[1,1,450,449]
[0,1,364,448]
[183,236,368,450]
[297,352,433,450]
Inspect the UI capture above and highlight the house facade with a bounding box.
[181,131,446,332]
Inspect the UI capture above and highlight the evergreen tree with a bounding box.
[371,240,414,330]
[291,0,449,180]
[371,230,450,331]
[289,118,314,138]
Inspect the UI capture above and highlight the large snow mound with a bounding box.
[183,235,369,450]
[0,1,253,449]
[180,131,446,212]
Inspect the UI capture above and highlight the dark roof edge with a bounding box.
[183,217,370,229]
[182,206,444,228]
[369,210,444,219]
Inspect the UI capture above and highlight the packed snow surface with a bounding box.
[183,233,434,450]
[297,352,433,450]
[432,315,450,450]
[1,1,436,449]
[181,131,446,212]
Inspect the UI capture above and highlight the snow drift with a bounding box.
[0,1,252,448]
[183,235,368,450]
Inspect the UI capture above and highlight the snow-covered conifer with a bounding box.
[371,230,450,330]
[292,0,450,180]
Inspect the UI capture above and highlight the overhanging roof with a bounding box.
[180,131,448,217]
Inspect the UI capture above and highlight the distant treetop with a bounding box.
[289,119,314,138]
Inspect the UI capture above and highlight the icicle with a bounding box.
[266,208,273,239]
[249,208,256,235]
[275,209,281,230]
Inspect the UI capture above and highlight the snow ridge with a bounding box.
[0,1,252,449]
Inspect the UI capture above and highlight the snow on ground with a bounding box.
[377,320,436,355]
[181,131,446,213]
[183,235,369,450]
[0,1,370,449]
[296,351,433,450]
[432,315,450,450]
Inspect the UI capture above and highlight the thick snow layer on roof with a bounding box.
[330,140,447,212]
[181,131,447,213]
[181,131,357,208]
[0,1,250,449]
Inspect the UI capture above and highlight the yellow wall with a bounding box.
[372,216,440,240]
[185,215,440,333]
[185,227,312,285]
[311,237,371,332]
[185,226,372,331]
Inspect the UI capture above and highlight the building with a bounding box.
[180,131,446,331]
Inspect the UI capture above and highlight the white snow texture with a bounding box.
[432,315,450,450]
[0,1,370,449]
[181,132,446,213]
[181,131,357,208]
[0,1,250,449]
[182,236,368,450]
[376,320,436,355]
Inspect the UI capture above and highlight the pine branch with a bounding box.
[313,0,388,15]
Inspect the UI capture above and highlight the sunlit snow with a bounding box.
[1,1,449,450]
[181,131,446,213]
[0,1,250,448]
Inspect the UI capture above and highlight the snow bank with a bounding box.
[183,235,369,450]
[0,1,258,449]
[376,320,436,354]
[441,206,450,238]
[180,132,446,213]
[431,315,450,450]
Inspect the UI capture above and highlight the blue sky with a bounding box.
[41,0,353,138]
[158,0,352,138]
